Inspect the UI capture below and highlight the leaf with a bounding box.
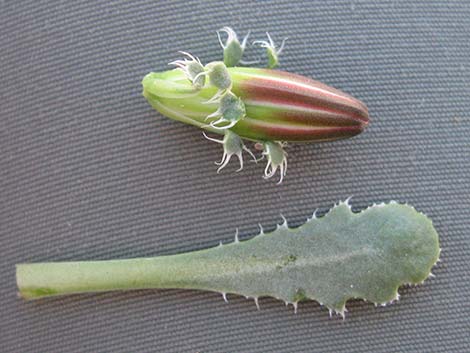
[16,202,440,317]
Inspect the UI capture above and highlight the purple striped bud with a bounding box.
[143,62,368,183]
[231,68,369,142]
[143,67,369,143]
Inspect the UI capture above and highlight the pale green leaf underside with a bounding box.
[16,202,439,315]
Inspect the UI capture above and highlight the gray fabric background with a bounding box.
[1,1,469,352]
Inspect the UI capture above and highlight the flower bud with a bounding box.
[143,66,369,142]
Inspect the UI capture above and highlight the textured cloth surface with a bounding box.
[1,1,469,352]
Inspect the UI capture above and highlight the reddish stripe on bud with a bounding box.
[233,118,365,142]
[246,97,365,127]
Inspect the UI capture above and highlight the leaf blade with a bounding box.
[16,202,439,316]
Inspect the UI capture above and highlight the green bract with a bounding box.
[217,26,250,68]
[253,32,287,69]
